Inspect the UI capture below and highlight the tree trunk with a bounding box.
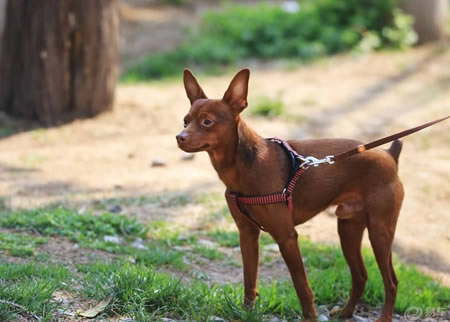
[0,0,119,125]
[399,0,448,44]
[0,0,6,45]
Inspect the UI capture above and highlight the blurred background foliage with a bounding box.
[122,0,417,81]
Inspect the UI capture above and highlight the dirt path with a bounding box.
[0,45,449,287]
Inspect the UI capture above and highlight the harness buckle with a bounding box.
[303,155,335,167]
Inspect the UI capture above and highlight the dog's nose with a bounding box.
[176,132,188,143]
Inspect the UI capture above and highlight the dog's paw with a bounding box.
[329,306,354,319]
[374,317,392,322]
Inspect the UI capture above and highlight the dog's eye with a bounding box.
[183,119,188,128]
[202,119,213,127]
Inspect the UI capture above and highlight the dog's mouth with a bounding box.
[178,142,210,152]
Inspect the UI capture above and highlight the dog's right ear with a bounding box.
[222,68,250,114]
[183,69,207,105]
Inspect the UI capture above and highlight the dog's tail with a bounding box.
[387,139,403,166]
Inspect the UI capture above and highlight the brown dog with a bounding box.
[176,69,404,322]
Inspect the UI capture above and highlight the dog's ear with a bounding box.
[223,69,250,114]
[183,69,207,104]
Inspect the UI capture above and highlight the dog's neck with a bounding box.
[208,117,268,191]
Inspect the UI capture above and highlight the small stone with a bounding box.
[181,152,195,161]
[72,244,79,250]
[197,239,217,248]
[104,235,121,244]
[108,204,122,213]
[78,205,87,214]
[281,1,300,13]
[329,306,340,316]
[318,314,328,321]
[173,245,192,252]
[353,315,370,322]
[318,305,329,315]
[264,244,279,252]
[131,238,147,250]
[151,159,166,167]
[56,309,75,317]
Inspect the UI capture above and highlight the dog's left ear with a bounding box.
[223,69,250,114]
[184,69,207,105]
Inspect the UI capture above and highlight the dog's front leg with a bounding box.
[273,229,317,320]
[225,192,260,306]
[239,225,260,306]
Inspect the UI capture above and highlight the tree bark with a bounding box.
[399,0,448,44]
[0,0,119,125]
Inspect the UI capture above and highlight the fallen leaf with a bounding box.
[78,295,113,318]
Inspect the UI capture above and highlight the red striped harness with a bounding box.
[225,138,324,232]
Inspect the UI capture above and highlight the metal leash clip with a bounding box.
[303,155,335,167]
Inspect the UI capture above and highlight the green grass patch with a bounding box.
[208,229,274,248]
[0,232,48,257]
[0,236,448,320]
[0,207,147,241]
[94,193,194,211]
[0,207,189,270]
[0,205,448,320]
[0,125,15,138]
[136,244,186,270]
[249,96,285,118]
[77,261,300,321]
[76,253,450,321]
[299,238,450,312]
[148,220,183,246]
[122,0,417,82]
[193,245,225,261]
[0,260,71,322]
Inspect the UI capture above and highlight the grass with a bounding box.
[208,228,274,248]
[122,1,416,82]
[93,193,194,211]
[75,252,450,321]
[249,96,285,118]
[0,232,48,257]
[299,238,450,311]
[0,207,190,270]
[193,245,225,261]
[0,261,71,322]
[0,207,148,242]
[0,203,449,320]
[77,261,300,321]
[136,244,186,270]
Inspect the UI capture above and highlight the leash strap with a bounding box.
[334,115,449,161]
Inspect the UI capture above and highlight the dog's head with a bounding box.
[176,69,250,153]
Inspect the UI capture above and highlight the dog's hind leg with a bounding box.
[367,185,402,322]
[332,218,367,319]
